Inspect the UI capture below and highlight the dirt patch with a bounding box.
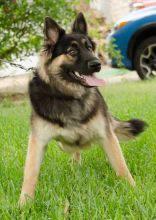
[0,93,28,103]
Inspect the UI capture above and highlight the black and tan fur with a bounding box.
[19,13,147,208]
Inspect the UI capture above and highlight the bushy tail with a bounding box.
[113,118,147,141]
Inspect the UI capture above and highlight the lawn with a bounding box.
[0,79,156,219]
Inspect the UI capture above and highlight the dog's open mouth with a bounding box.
[70,71,106,87]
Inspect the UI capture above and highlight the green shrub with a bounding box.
[0,0,76,62]
[105,38,123,67]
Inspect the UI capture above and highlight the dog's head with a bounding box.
[42,13,105,87]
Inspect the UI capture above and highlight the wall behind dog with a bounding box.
[90,0,130,22]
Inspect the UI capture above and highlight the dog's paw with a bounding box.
[18,194,26,209]
[18,193,33,209]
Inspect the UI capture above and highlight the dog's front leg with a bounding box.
[19,131,48,208]
[102,127,135,186]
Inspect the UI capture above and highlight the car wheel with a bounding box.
[133,36,156,80]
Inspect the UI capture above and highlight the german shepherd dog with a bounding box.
[19,13,147,207]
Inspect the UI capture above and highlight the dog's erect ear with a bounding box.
[44,17,65,44]
[72,12,87,35]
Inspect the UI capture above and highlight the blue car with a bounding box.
[109,6,156,79]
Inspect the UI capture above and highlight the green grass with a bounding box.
[0,79,156,219]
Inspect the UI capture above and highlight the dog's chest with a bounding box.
[55,125,94,147]
[29,77,102,127]
[30,76,107,149]
[34,111,105,155]
[50,111,105,149]
[49,90,99,126]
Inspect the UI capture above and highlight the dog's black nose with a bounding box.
[88,59,101,71]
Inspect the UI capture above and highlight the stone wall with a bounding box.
[90,0,130,22]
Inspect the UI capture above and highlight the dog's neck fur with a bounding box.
[38,51,87,99]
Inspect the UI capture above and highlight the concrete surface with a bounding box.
[0,73,30,95]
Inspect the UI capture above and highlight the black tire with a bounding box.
[133,36,156,80]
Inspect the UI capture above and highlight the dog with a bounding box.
[19,13,147,208]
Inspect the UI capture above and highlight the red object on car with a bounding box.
[131,0,156,10]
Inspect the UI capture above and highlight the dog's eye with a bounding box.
[87,45,92,51]
[68,49,77,56]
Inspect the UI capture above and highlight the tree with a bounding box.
[0,0,76,62]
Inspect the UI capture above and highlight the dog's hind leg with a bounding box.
[101,126,135,187]
[71,152,81,165]
[59,143,81,165]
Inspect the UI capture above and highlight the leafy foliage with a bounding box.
[105,38,123,67]
[0,0,76,61]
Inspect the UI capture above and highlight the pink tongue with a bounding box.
[83,74,106,87]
